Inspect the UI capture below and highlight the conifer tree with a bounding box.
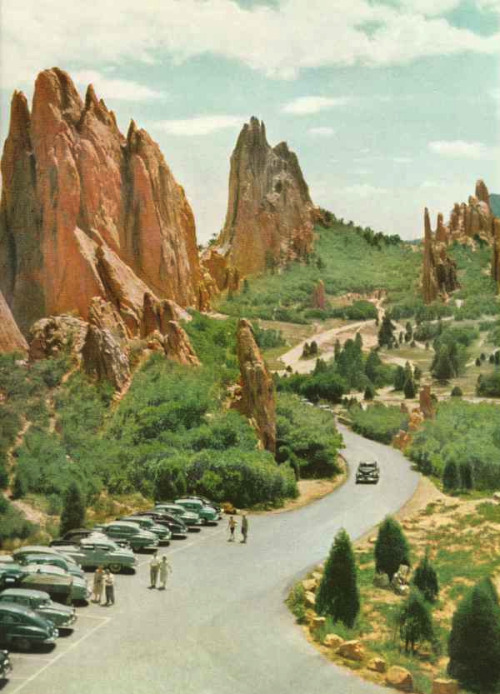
[448,578,500,692]
[398,588,435,654]
[443,459,459,492]
[413,550,439,602]
[394,365,406,391]
[378,314,395,348]
[316,528,360,628]
[459,462,474,491]
[374,516,410,580]
[404,377,416,399]
[60,481,86,536]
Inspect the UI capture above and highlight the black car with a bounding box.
[136,511,188,539]
[355,461,380,484]
[49,529,95,547]
[0,650,12,681]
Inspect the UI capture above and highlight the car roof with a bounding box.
[24,564,67,575]
[106,521,140,528]
[0,555,15,563]
[14,545,63,556]
[0,588,51,600]
[0,601,42,618]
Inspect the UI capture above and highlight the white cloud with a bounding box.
[340,183,389,197]
[151,114,244,136]
[308,126,336,137]
[73,70,164,102]
[428,140,487,159]
[283,96,350,115]
[1,0,499,90]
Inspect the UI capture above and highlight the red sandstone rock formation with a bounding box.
[163,321,200,367]
[0,68,206,335]
[0,291,28,353]
[29,315,88,361]
[216,117,315,277]
[422,208,459,304]
[81,325,130,390]
[201,248,240,292]
[312,280,326,310]
[235,318,276,453]
[419,385,435,420]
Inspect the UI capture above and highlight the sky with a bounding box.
[1,0,499,243]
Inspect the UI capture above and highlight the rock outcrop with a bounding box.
[492,218,500,292]
[29,315,88,361]
[163,321,200,367]
[312,280,326,310]
[386,666,414,692]
[201,248,240,293]
[0,291,28,353]
[215,117,315,277]
[0,68,206,335]
[422,208,459,304]
[234,318,276,453]
[81,325,130,391]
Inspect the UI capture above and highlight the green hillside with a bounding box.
[490,193,500,218]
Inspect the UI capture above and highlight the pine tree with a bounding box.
[60,482,86,536]
[448,578,500,692]
[378,314,395,348]
[365,349,382,384]
[413,550,439,602]
[432,347,454,381]
[398,588,435,654]
[334,339,341,361]
[364,384,375,401]
[413,366,422,381]
[394,365,406,391]
[374,516,410,580]
[443,460,459,492]
[316,528,360,628]
[459,462,474,491]
[404,377,416,399]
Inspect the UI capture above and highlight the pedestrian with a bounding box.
[149,552,160,588]
[92,566,104,603]
[103,570,115,606]
[227,515,236,542]
[159,555,171,590]
[241,512,249,544]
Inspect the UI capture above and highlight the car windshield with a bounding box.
[359,463,377,469]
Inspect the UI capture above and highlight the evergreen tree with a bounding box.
[334,339,341,361]
[394,365,406,391]
[309,341,319,356]
[413,366,422,381]
[459,462,474,491]
[432,347,454,381]
[316,528,360,628]
[243,278,250,293]
[364,384,375,401]
[413,550,439,602]
[451,386,463,397]
[443,459,459,492]
[375,516,410,580]
[378,314,395,348]
[448,578,500,692]
[404,377,417,399]
[60,481,86,536]
[365,349,382,384]
[398,588,435,654]
[12,472,27,500]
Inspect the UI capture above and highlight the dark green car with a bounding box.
[16,552,86,579]
[0,602,58,651]
[0,589,77,630]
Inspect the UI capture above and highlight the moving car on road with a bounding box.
[100,521,159,552]
[0,589,77,630]
[175,498,218,525]
[0,602,58,651]
[0,649,12,681]
[355,461,380,484]
[57,538,137,573]
[154,504,202,531]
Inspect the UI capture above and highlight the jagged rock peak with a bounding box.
[0,67,207,336]
[215,116,315,277]
[421,208,459,304]
[475,179,490,206]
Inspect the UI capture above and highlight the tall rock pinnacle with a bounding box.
[0,68,205,335]
[422,208,459,304]
[216,117,315,277]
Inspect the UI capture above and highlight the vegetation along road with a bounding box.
[6,423,419,694]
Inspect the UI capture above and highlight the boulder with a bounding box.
[29,315,88,361]
[386,666,414,692]
[311,616,326,630]
[302,579,317,592]
[493,491,500,503]
[368,657,387,673]
[338,640,364,662]
[422,208,459,304]
[432,679,459,694]
[323,633,344,650]
[373,572,391,589]
[304,591,316,608]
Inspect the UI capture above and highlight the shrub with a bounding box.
[413,550,439,602]
[443,460,459,492]
[316,529,360,628]
[60,481,86,536]
[375,516,410,580]
[398,588,435,654]
[476,370,500,397]
[460,461,474,491]
[0,496,37,548]
[351,404,408,444]
[451,386,463,397]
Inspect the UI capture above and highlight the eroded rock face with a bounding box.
[0,68,206,335]
[163,321,200,367]
[492,218,500,291]
[0,291,28,354]
[422,208,459,304]
[312,280,326,310]
[201,248,240,292]
[235,318,276,453]
[29,315,88,361]
[81,325,130,391]
[216,117,315,276]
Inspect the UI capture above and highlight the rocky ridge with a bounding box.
[213,117,315,278]
[422,208,459,304]
[0,68,207,338]
[0,291,28,354]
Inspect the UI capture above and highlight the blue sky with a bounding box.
[1,0,499,242]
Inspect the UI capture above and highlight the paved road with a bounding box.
[5,424,419,694]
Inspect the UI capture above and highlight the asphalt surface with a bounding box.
[4,423,420,694]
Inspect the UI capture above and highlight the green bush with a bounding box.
[476,370,500,397]
[316,529,360,628]
[0,495,37,547]
[375,516,410,580]
[413,550,439,602]
[351,404,409,444]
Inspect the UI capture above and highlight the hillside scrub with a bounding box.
[409,400,500,489]
[0,495,37,548]
[350,404,409,444]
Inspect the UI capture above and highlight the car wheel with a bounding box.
[14,636,32,652]
[108,563,122,574]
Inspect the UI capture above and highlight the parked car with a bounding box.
[0,649,12,681]
[175,498,218,525]
[0,563,30,590]
[49,529,108,547]
[13,546,81,571]
[154,504,202,531]
[0,589,77,630]
[57,538,137,574]
[0,602,58,651]
[184,495,223,517]
[135,511,188,539]
[118,516,171,544]
[100,522,159,551]
[20,565,90,605]
[355,461,380,484]
[16,552,85,579]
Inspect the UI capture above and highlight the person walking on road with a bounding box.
[149,552,160,588]
[241,513,249,544]
[159,555,171,590]
[103,570,115,606]
[228,515,236,542]
[92,566,104,604]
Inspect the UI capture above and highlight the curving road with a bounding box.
[6,424,419,694]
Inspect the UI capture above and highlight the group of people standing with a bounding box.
[149,553,171,589]
[92,567,115,606]
[228,513,249,543]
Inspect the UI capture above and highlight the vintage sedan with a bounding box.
[58,538,137,573]
[100,522,159,551]
[13,546,81,570]
[154,504,202,531]
[0,602,58,651]
[355,461,381,484]
[119,516,171,544]
[21,565,90,605]
[0,589,77,630]
[0,649,12,681]
[175,498,218,525]
[16,552,85,579]
[135,511,188,539]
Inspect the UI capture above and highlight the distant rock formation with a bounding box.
[493,219,500,292]
[201,248,240,292]
[0,291,28,353]
[234,318,276,453]
[422,209,459,304]
[0,68,207,336]
[312,280,326,310]
[214,117,315,277]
